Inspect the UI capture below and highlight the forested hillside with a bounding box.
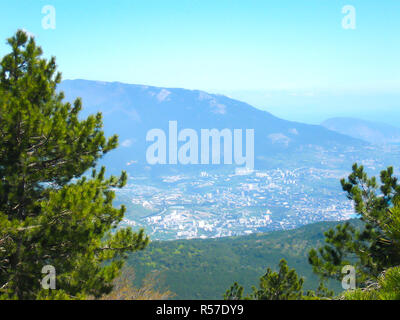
[127,219,363,299]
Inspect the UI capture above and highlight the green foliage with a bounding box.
[342,201,400,300]
[251,259,304,300]
[0,31,149,300]
[224,282,244,300]
[343,266,400,300]
[308,163,400,286]
[128,220,347,299]
[225,259,304,300]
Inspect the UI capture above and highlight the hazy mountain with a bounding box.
[322,117,400,145]
[219,90,400,128]
[59,80,367,175]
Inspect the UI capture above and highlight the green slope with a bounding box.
[127,219,362,300]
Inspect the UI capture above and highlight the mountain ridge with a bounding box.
[58,80,368,174]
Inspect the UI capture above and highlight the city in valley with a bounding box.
[116,167,356,241]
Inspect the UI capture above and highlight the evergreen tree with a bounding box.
[0,30,149,300]
[308,163,400,287]
[224,282,244,300]
[224,259,304,300]
[342,199,400,300]
[342,266,400,300]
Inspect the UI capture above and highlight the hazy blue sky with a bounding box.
[0,1,399,124]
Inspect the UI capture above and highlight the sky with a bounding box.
[0,0,399,124]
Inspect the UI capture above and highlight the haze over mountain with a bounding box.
[220,90,400,127]
[59,80,368,174]
[322,117,400,145]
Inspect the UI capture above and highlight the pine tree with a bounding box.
[224,259,304,300]
[308,163,400,287]
[224,282,244,300]
[0,30,149,300]
[342,266,400,300]
[342,199,400,300]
